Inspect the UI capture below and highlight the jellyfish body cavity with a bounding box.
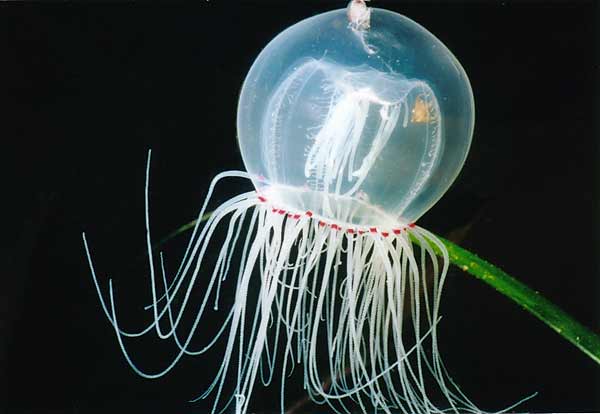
[261,57,442,226]
[84,4,483,414]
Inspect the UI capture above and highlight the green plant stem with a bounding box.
[159,216,600,366]
[416,234,600,366]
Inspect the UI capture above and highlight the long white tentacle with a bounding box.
[83,152,511,414]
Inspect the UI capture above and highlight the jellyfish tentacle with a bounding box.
[162,206,257,356]
[237,215,308,414]
[405,226,498,414]
[371,236,424,412]
[153,195,253,343]
[288,230,442,414]
[202,207,270,413]
[279,223,329,412]
[83,185,256,342]
[86,157,492,414]
[146,167,255,314]
[92,196,257,380]
[409,226,488,413]
[153,196,256,339]
[271,219,313,378]
[147,196,256,346]
[391,233,434,412]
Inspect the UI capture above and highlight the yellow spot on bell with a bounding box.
[411,95,430,123]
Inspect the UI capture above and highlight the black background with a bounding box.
[1,1,598,413]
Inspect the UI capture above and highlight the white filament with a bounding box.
[82,151,525,414]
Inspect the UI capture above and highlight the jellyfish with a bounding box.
[83,2,481,414]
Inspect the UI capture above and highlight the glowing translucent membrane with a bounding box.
[237,7,474,225]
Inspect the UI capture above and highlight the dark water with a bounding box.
[1,1,598,413]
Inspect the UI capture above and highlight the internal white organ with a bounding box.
[304,88,403,197]
[263,58,442,215]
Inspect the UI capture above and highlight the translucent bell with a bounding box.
[237,5,474,226]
